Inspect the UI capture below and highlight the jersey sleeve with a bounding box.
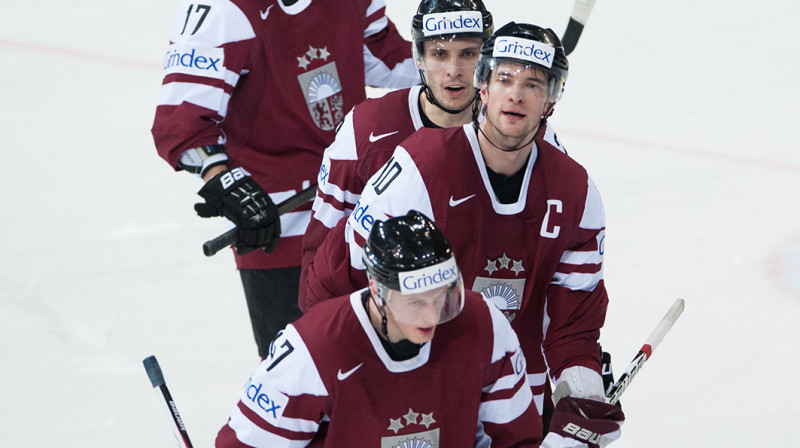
[542,176,609,380]
[300,110,363,311]
[362,0,418,89]
[302,145,434,310]
[151,0,255,169]
[477,302,543,447]
[215,325,328,448]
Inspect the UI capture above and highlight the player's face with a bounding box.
[479,62,552,149]
[420,38,483,111]
[384,284,453,344]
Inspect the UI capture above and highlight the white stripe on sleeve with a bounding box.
[156,82,231,117]
[479,378,534,424]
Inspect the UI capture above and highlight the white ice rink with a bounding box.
[1,0,798,446]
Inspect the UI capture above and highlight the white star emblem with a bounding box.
[419,412,436,428]
[306,45,318,60]
[318,46,330,60]
[498,253,511,270]
[297,55,310,69]
[387,417,404,434]
[403,408,419,425]
[511,259,525,275]
[484,259,498,275]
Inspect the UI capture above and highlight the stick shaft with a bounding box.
[202,183,317,256]
[562,0,599,55]
[605,299,684,405]
[143,356,194,448]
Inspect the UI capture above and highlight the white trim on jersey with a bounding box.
[345,224,366,270]
[280,210,312,238]
[267,188,314,237]
[363,15,389,38]
[551,271,603,292]
[483,360,523,393]
[528,372,548,416]
[463,124,537,215]
[322,111,358,160]
[479,378,534,424]
[408,85,426,130]
[559,243,604,266]
[277,0,313,15]
[486,299,521,363]
[314,111,361,226]
[365,0,388,23]
[528,372,548,388]
[156,82,232,117]
[311,195,356,229]
[580,177,606,230]
[349,291,433,372]
[543,123,567,154]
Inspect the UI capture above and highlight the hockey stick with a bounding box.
[561,0,598,55]
[202,183,317,256]
[143,355,194,448]
[604,298,685,405]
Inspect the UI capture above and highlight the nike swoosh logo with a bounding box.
[337,363,364,381]
[369,131,399,143]
[449,194,476,207]
[260,5,273,20]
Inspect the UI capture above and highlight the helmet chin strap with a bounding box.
[420,70,476,115]
[474,117,540,153]
[422,85,477,115]
[472,101,555,153]
[368,288,391,338]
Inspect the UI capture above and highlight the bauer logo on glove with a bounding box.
[195,167,281,254]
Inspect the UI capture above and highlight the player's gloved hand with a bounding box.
[542,396,625,448]
[194,167,281,255]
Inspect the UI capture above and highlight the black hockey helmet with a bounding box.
[363,210,464,325]
[411,0,493,55]
[474,21,569,102]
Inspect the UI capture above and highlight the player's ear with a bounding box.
[542,102,555,119]
[479,82,489,103]
[368,278,385,306]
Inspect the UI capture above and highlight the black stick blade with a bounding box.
[143,355,166,388]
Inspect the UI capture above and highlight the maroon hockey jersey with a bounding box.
[216,289,542,447]
[299,86,565,309]
[304,124,609,413]
[300,85,422,308]
[151,0,418,269]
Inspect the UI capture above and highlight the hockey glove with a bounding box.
[542,396,624,448]
[194,167,281,255]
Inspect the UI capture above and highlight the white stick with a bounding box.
[605,298,685,405]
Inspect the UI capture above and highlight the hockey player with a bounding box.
[150,0,420,358]
[303,22,625,446]
[299,0,501,309]
[215,211,542,447]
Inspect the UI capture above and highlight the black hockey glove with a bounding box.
[194,167,280,255]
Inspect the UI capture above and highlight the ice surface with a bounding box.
[1,1,798,446]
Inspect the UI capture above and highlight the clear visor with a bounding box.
[414,37,483,73]
[383,272,465,327]
[475,58,565,102]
